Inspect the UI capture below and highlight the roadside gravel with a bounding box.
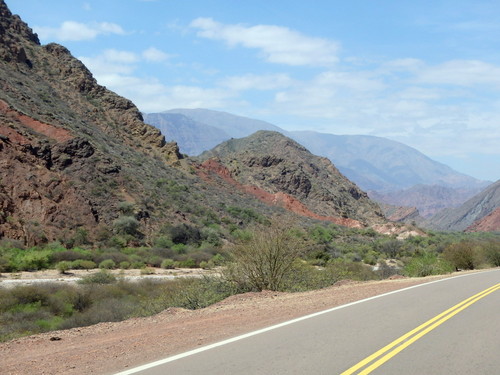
[0,273,466,375]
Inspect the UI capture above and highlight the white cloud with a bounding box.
[220,73,293,91]
[142,47,171,62]
[35,21,125,42]
[416,60,500,86]
[190,18,340,67]
[80,49,139,76]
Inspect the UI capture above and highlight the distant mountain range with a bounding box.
[144,109,490,218]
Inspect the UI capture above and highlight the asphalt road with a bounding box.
[115,269,500,375]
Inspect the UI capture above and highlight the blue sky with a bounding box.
[7,0,500,181]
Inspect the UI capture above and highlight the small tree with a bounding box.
[225,220,305,291]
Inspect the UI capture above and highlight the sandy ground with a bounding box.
[0,270,475,375]
[0,267,212,287]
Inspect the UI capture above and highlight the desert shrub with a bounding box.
[0,255,10,272]
[60,298,137,329]
[56,261,72,274]
[51,250,91,263]
[483,241,500,267]
[443,241,481,270]
[225,221,306,291]
[403,253,454,277]
[113,216,140,236]
[164,277,235,310]
[168,224,201,245]
[161,258,175,269]
[119,261,131,269]
[153,236,174,249]
[177,258,197,268]
[378,239,403,258]
[0,238,24,250]
[326,259,378,281]
[16,250,52,271]
[94,252,129,265]
[172,243,187,254]
[99,259,116,270]
[78,270,117,284]
[71,260,96,270]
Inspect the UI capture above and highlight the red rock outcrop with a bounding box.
[199,159,363,228]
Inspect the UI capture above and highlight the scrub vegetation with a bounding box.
[1,221,499,342]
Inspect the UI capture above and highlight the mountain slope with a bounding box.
[427,180,500,231]
[198,131,385,226]
[0,1,286,245]
[143,112,229,156]
[163,108,282,139]
[369,184,484,218]
[288,131,486,191]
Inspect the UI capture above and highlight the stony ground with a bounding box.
[0,272,471,375]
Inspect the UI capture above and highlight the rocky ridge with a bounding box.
[199,131,385,226]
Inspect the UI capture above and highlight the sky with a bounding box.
[7,0,500,181]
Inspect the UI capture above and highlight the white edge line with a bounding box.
[114,269,498,375]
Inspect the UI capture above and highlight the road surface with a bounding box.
[115,269,500,374]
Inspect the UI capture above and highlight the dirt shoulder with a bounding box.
[0,272,473,375]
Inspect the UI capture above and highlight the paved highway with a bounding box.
[115,269,500,374]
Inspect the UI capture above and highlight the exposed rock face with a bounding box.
[465,207,500,232]
[0,0,187,244]
[427,180,500,231]
[199,131,385,226]
[376,203,421,223]
[0,2,180,163]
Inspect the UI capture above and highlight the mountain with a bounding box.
[198,131,385,226]
[287,131,486,192]
[143,112,229,156]
[145,109,487,193]
[427,180,500,231]
[369,184,484,218]
[0,1,386,246]
[160,108,282,139]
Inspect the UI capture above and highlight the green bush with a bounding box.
[119,261,131,269]
[403,253,453,277]
[99,259,116,270]
[71,260,96,270]
[56,261,72,274]
[483,241,500,267]
[78,270,117,285]
[113,216,140,236]
[442,241,481,270]
[161,259,175,269]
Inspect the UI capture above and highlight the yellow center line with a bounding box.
[341,283,500,375]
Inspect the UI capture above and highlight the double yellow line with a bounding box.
[341,283,500,375]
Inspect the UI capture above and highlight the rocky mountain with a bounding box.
[198,131,385,227]
[427,180,500,231]
[0,1,387,246]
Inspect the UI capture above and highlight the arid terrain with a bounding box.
[0,272,475,375]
